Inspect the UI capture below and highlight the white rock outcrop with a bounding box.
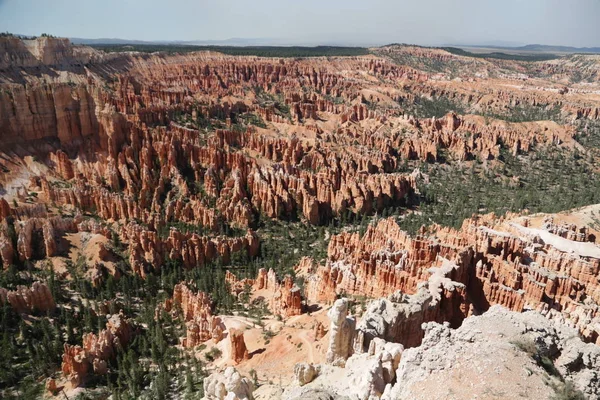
[204,367,254,400]
[282,306,599,400]
[294,363,319,386]
[382,306,600,400]
[284,335,402,400]
[326,298,356,367]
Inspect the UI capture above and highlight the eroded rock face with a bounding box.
[1,40,598,252]
[340,339,403,400]
[285,307,596,400]
[0,228,14,268]
[0,281,55,314]
[122,223,260,277]
[229,328,250,364]
[163,283,225,347]
[398,112,578,162]
[60,311,133,388]
[304,214,600,347]
[0,36,103,69]
[284,335,403,400]
[50,150,75,180]
[5,40,596,294]
[204,367,254,400]
[354,261,468,350]
[61,344,89,388]
[0,216,78,263]
[227,268,303,318]
[270,275,303,318]
[326,298,356,367]
[2,37,600,399]
[382,306,600,399]
[3,40,428,254]
[542,216,595,242]
[0,82,104,148]
[305,218,441,303]
[0,198,11,220]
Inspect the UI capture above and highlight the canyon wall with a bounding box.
[304,214,600,347]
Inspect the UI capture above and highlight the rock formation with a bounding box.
[542,216,595,242]
[280,306,596,400]
[325,298,356,367]
[2,36,600,400]
[61,344,89,388]
[293,363,319,386]
[0,216,79,263]
[284,335,403,400]
[227,268,303,318]
[163,283,225,347]
[61,311,133,388]
[2,38,595,287]
[204,367,254,400]
[122,223,260,277]
[0,281,55,314]
[0,228,14,269]
[304,214,600,347]
[381,306,600,399]
[229,328,249,364]
[270,275,303,318]
[0,198,11,219]
[354,261,468,350]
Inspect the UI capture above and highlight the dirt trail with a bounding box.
[298,330,314,363]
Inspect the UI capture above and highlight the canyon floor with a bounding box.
[1,36,600,399]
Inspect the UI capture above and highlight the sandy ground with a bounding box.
[196,307,331,386]
[36,231,117,279]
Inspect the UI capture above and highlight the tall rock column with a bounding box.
[229,328,249,364]
[326,298,356,367]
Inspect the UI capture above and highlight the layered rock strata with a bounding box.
[304,214,600,347]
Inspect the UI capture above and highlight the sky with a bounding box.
[1,0,599,47]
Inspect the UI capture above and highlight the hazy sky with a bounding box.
[1,0,599,47]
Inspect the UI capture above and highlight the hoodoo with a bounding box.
[1,10,600,399]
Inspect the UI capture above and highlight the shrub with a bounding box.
[204,347,222,362]
[550,381,586,400]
